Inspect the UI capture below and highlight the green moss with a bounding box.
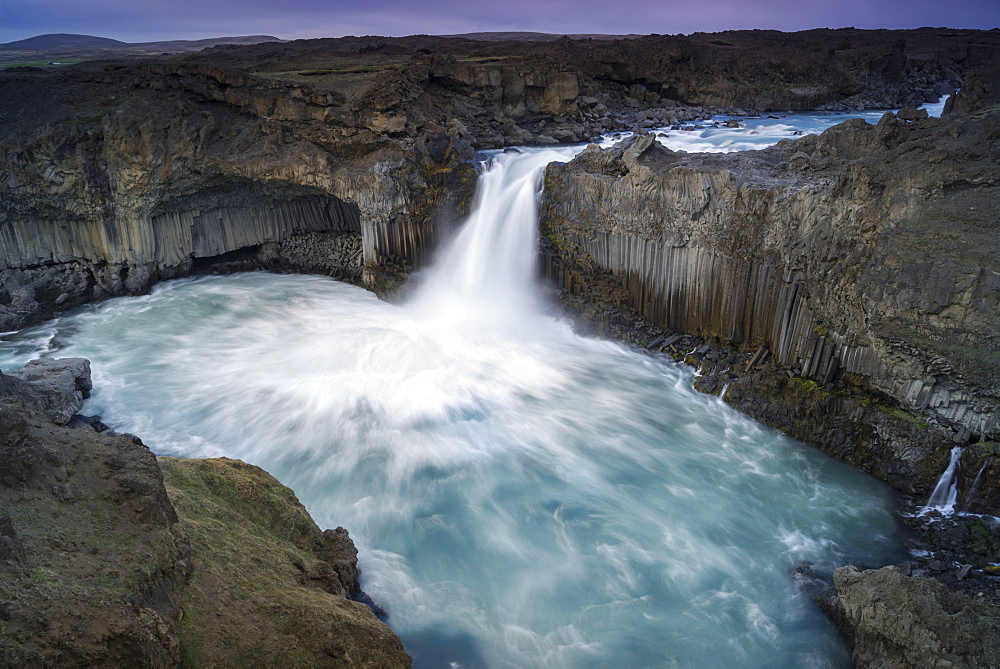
[788,377,824,394]
[875,403,928,427]
[160,457,408,667]
[456,56,507,63]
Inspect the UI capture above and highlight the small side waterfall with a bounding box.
[960,460,989,514]
[920,446,965,516]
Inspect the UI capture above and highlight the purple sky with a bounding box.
[1,0,998,44]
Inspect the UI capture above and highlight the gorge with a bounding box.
[1,27,999,667]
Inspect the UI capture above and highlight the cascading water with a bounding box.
[408,146,581,329]
[961,460,989,514]
[0,121,919,667]
[921,446,965,516]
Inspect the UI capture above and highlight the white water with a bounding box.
[409,146,582,329]
[0,114,916,667]
[618,94,951,154]
[921,446,965,516]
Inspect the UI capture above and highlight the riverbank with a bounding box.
[535,75,1000,662]
[0,360,410,666]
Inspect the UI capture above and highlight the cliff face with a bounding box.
[0,359,410,667]
[1,29,996,331]
[540,99,999,499]
[0,60,476,330]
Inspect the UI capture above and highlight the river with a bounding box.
[0,102,946,667]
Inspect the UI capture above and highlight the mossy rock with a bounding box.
[160,457,411,668]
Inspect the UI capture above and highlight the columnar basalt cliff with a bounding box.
[2,29,998,331]
[0,58,480,330]
[540,78,999,499]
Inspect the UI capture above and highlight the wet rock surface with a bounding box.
[0,361,410,667]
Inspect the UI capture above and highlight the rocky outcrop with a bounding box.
[0,60,476,330]
[830,565,1000,668]
[0,361,410,666]
[0,363,190,666]
[2,358,92,424]
[540,104,999,502]
[159,457,411,667]
[959,442,1000,516]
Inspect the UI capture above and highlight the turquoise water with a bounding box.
[0,113,917,667]
[0,271,905,667]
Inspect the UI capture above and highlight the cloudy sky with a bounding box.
[1,0,998,43]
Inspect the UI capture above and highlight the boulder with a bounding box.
[897,106,929,120]
[833,565,1000,668]
[3,358,92,424]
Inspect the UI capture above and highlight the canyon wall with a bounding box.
[2,29,996,331]
[540,84,999,498]
[0,60,476,330]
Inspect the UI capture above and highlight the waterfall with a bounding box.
[408,146,581,331]
[0,116,917,667]
[920,446,965,516]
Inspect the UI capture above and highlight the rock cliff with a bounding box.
[540,93,999,502]
[830,565,1000,668]
[0,57,477,330]
[0,359,410,667]
[159,457,411,667]
[2,29,997,331]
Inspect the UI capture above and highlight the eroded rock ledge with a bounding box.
[0,359,410,667]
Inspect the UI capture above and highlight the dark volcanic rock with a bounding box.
[540,106,1000,503]
[3,358,92,424]
[0,387,189,666]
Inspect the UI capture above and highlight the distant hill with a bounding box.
[0,33,282,51]
[442,31,644,42]
[0,34,128,50]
